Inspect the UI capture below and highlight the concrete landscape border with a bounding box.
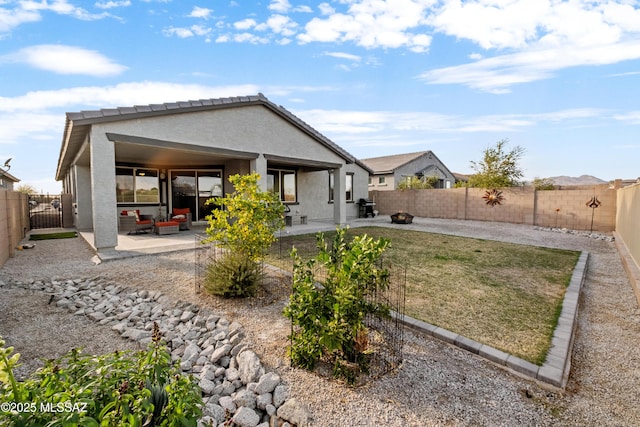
[396,251,589,389]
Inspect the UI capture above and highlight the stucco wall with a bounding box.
[370,184,617,232]
[296,164,365,222]
[394,156,455,189]
[96,106,347,166]
[0,190,29,268]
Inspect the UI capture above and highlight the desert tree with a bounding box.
[468,139,525,188]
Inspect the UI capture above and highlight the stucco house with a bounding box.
[0,170,19,191]
[361,151,456,191]
[55,94,371,251]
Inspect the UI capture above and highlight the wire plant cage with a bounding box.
[195,232,406,385]
[276,234,407,386]
[194,233,292,304]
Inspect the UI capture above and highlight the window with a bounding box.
[267,168,296,202]
[329,171,354,202]
[116,167,159,203]
[378,176,385,185]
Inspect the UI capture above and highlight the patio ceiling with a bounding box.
[73,133,259,169]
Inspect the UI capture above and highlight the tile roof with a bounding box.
[57,94,371,180]
[361,151,432,174]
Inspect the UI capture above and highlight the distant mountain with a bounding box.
[548,175,607,186]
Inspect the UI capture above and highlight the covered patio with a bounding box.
[56,94,372,254]
[79,218,354,262]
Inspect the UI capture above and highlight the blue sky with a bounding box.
[1,0,639,193]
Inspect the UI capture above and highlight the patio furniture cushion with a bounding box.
[122,209,141,221]
[172,208,190,216]
[170,208,192,230]
[119,212,154,234]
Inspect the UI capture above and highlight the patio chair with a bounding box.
[170,207,192,230]
[119,210,154,234]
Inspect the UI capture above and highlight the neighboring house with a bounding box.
[55,94,372,251]
[453,172,471,185]
[361,151,456,191]
[0,170,19,191]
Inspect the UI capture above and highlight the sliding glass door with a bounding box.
[170,170,222,221]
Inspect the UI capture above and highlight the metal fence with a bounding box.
[28,194,62,229]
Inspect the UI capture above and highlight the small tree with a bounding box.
[203,172,285,297]
[398,175,439,191]
[468,139,525,188]
[284,227,391,384]
[15,184,37,194]
[532,177,555,190]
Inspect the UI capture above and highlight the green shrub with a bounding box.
[0,323,202,426]
[205,251,262,298]
[398,175,439,190]
[284,226,391,384]
[205,172,285,261]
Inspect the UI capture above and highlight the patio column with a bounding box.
[251,154,268,191]
[90,130,118,251]
[74,164,92,230]
[333,166,347,225]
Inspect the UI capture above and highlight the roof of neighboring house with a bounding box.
[56,93,371,180]
[361,151,455,178]
[0,170,19,183]
[453,173,471,182]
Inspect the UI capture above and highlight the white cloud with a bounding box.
[269,0,291,14]
[418,0,640,91]
[428,0,548,50]
[419,38,640,93]
[234,18,256,30]
[614,111,640,125]
[95,1,131,9]
[233,32,270,44]
[293,107,608,141]
[298,0,433,51]
[0,111,61,143]
[164,26,194,38]
[0,6,41,33]
[0,0,112,33]
[20,0,110,21]
[164,25,212,38]
[323,52,362,62]
[188,6,212,19]
[261,14,297,36]
[318,3,335,16]
[190,24,212,36]
[2,45,127,77]
[293,5,313,13]
[0,81,263,115]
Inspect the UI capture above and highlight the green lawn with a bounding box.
[268,226,580,365]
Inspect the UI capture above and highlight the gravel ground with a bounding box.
[1,217,639,426]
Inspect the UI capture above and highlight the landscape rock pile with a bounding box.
[5,277,312,427]
[533,226,615,242]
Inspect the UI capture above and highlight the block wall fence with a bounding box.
[370,184,617,232]
[1,184,638,283]
[0,190,29,268]
[615,182,640,303]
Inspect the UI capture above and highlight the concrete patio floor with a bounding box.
[75,219,362,263]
